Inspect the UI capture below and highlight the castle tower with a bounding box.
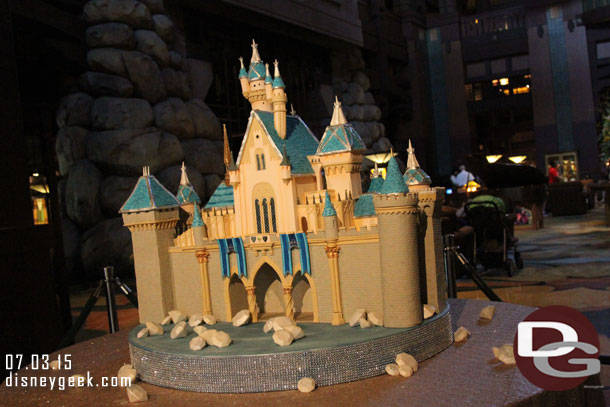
[373,157,422,328]
[322,192,344,325]
[314,96,366,200]
[264,63,273,101]
[238,40,273,112]
[176,162,201,217]
[272,60,287,139]
[120,166,181,323]
[192,202,207,245]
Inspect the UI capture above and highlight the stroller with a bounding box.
[464,199,523,276]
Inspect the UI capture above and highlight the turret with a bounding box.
[238,57,249,96]
[176,162,201,217]
[314,96,366,200]
[192,202,207,245]
[280,145,291,181]
[222,124,239,186]
[323,191,338,241]
[404,139,431,192]
[265,63,273,100]
[373,157,422,328]
[272,59,287,139]
[120,166,181,323]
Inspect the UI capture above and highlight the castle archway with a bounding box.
[226,274,248,319]
[253,262,285,320]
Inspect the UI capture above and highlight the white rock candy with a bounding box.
[348,309,366,327]
[168,309,186,324]
[188,314,203,327]
[136,327,149,339]
[201,329,218,343]
[297,377,316,393]
[203,314,216,325]
[454,326,470,343]
[193,326,208,336]
[161,315,172,325]
[367,311,383,327]
[493,344,516,365]
[423,304,437,319]
[126,384,148,403]
[480,305,496,320]
[385,363,400,376]
[395,353,418,372]
[170,323,187,339]
[145,321,164,336]
[398,364,413,377]
[263,318,275,333]
[210,331,232,348]
[359,318,372,329]
[232,309,251,327]
[273,329,294,346]
[189,336,206,351]
[272,316,295,331]
[284,324,305,340]
[117,364,137,385]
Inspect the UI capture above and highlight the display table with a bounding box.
[1,299,604,406]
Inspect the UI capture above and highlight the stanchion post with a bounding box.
[103,266,119,333]
[443,234,458,298]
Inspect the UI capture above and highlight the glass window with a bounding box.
[255,199,262,233]
[262,198,269,233]
[261,154,266,170]
[270,198,277,232]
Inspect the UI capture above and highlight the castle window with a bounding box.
[270,198,277,232]
[261,154,266,170]
[262,198,270,233]
[255,199,262,233]
[256,154,261,171]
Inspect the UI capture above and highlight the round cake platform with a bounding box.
[129,305,453,393]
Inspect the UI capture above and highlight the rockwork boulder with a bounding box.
[162,68,191,99]
[186,99,221,140]
[65,160,104,229]
[80,216,132,276]
[99,176,138,214]
[153,97,194,138]
[80,72,134,97]
[85,23,135,49]
[134,29,169,66]
[56,126,88,176]
[83,0,152,28]
[122,50,166,103]
[152,14,174,42]
[56,93,93,128]
[87,48,127,76]
[181,138,224,175]
[90,96,153,130]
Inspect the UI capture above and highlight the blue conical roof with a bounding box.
[273,76,285,88]
[192,202,204,227]
[249,62,266,81]
[177,184,201,204]
[367,176,384,193]
[322,191,337,217]
[120,172,180,213]
[379,157,408,194]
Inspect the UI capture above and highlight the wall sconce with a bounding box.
[509,156,527,164]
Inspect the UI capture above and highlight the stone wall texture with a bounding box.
[56,0,222,278]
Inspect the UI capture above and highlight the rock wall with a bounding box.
[56,0,223,278]
[331,48,392,154]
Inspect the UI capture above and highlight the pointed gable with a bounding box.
[236,110,319,175]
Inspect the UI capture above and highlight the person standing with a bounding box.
[455,165,475,187]
[548,160,560,184]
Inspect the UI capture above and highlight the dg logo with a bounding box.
[514,305,601,391]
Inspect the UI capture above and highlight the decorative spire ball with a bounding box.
[406,139,420,169]
[250,39,261,63]
[330,96,347,126]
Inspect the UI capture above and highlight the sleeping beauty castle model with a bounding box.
[120,40,447,331]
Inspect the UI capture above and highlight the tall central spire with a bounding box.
[180,162,189,185]
[330,96,347,126]
[250,39,261,63]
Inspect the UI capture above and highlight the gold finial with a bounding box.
[406,139,420,169]
[273,59,280,78]
[373,162,380,178]
[265,63,271,77]
[290,104,296,116]
[180,161,189,185]
[239,56,245,69]
[330,95,347,126]
[250,39,261,63]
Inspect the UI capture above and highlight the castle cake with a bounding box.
[121,41,451,393]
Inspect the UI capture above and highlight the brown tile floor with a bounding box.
[68,206,610,396]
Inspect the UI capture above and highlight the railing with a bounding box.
[583,0,610,11]
[461,8,526,38]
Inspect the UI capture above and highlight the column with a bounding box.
[326,245,345,325]
[195,248,212,315]
[283,286,294,320]
[246,286,258,322]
